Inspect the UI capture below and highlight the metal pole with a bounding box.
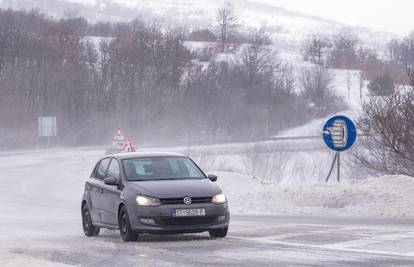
[337,153,341,182]
[325,152,338,182]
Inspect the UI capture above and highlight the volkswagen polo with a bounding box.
[81,152,229,241]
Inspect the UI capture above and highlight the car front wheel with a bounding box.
[209,227,228,238]
[119,206,139,242]
[82,205,100,237]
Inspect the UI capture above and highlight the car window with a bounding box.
[183,159,204,177]
[107,159,120,179]
[95,158,111,179]
[169,159,180,173]
[123,157,206,181]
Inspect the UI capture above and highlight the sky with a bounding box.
[254,0,413,36]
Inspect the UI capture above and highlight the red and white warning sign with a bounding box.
[112,127,128,142]
[112,128,136,152]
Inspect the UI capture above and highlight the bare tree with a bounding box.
[329,28,358,68]
[388,33,414,68]
[346,71,351,100]
[302,34,330,66]
[0,8,347,148]
[358,72,365,100]
[354,95,414,176]
[354,67,414,176]
[367,73,395,96]
[241,30,277,87]
[300,66,343,117]
[408,65,414,85]
[216,2,238,52]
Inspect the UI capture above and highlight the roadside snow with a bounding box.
[0,147,413,250]
[216,171,414,218]
[0,250,71,267]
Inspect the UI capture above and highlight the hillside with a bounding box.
[0,0,396,47]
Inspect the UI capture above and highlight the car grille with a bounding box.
[160,197,212,205]
[155,216,217,226]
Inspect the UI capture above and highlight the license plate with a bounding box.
[172,208,206,217]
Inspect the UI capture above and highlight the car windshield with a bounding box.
[123,157,206,181]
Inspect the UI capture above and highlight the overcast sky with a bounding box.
[255,0,413,36]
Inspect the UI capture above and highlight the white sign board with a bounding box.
[38,117,57,137]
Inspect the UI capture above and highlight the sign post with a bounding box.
[322,115,357,182]
[38,116,57,148]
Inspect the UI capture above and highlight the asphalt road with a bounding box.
[1,215,414,267]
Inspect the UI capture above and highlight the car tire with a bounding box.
[119,206,139,242]
[82,205,100,237]
[209,227,228,238]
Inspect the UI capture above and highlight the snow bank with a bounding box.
[216,172,414,218]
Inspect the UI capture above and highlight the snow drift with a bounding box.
[216,171,414,218]
[0,148,412,221]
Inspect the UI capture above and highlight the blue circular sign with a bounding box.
[323,115,357,152]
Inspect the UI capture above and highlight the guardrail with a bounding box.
[139,135,323,148]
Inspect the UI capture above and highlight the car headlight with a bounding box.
[136,195,161,206]
[212,192,226,204]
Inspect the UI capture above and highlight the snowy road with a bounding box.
[1,149,414,266]
[1,215,414,266]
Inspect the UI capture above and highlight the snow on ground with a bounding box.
[216,171,414,218]
[0,250,71,267]
[1,148,414,266]
[278,67,366,138]
[147,139,344,184]
[1,147,414,267]
[0,148,412,224]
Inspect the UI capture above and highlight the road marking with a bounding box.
[231,235,414,258]
[230,222,414,258]
[324,231,414,249]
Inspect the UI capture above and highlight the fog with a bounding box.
[0,0,413,177]
[0,2,414,266]
[0,8,342,149]
[255,0,414,35]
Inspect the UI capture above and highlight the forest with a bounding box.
[0,8,412,148]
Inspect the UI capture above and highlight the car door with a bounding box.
[101,158,122,226]
[88,158,111,224]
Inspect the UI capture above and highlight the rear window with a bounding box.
[123,157,206,181]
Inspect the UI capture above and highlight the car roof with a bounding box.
[109,152,186,160]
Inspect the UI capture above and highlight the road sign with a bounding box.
[111,128,136,153]
[323,115,357,152]
[120,141,136,152]
[112,127,128,142]
[38,116,57,137]
[323,115,357,183]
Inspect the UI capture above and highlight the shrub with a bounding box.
[367,73,395,96]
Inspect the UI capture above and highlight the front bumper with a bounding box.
[127,202,230,234]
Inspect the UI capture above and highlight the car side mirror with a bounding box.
[208,174,218,182]
[104,176,119,186]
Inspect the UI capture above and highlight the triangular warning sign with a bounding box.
[112,128,128,142]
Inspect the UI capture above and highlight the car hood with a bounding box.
[127,178,221,198]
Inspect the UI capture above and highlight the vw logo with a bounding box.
[183,196,192,205]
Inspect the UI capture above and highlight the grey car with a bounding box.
[81,152,229,241]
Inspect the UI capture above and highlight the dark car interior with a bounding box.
[123,157,204,181]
